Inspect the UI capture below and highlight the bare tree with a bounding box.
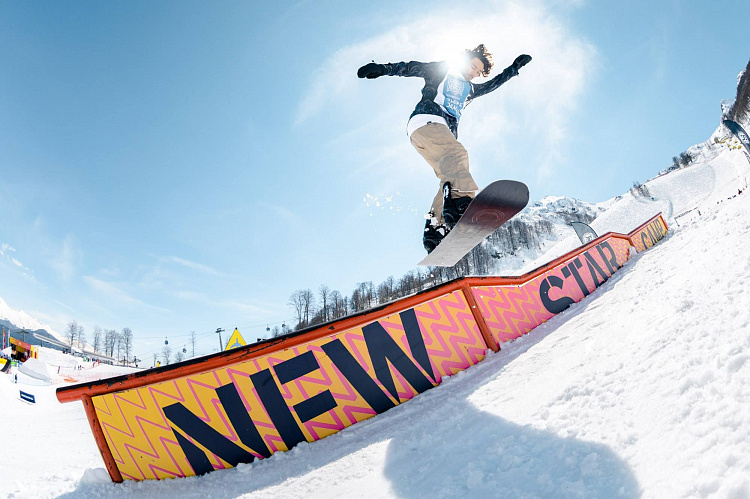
[350,287,363,312]
[288,290,306,327]
[301,289,315,325]
[121,328,133,363]
[190,331,196,357]
[272,326,281,337]
[103,329,118,357]
[330,290,346,319]
[65,320,79,348]
[362,282,374,308]
[153,352,158,367]
[377,276,396,304]
[319,285,331,323]
[104,329,111,356]
[76,324,86,351]
[175,350,184,363]
[162,345,172,365]
[115,332,124,364]
[92,326,102,353]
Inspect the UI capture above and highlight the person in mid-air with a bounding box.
[358,45,531,253]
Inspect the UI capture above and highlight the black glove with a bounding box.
[357,62,387,79]
[512,54,532,71]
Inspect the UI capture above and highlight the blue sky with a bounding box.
[0,0,747,362]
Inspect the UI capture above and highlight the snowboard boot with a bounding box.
[442,182,473,230]
[423,212,447,254]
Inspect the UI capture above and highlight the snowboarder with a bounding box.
[358,45,531,253]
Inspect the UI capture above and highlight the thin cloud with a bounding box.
[172,289,280,318]
[49,234,77,281]
[53,299,77,313]
[83,276,172,313]
[167,256,222,276]
[295,1,597,185]
[1,242,35,279]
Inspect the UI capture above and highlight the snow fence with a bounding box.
[57,213,668,483]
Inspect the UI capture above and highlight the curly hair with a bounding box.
[464,44,493,77]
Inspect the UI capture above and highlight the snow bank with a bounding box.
[18,358,55,384]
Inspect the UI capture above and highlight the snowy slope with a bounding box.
[1,139,749,498]
[0,296,63,342]
[484,195,609,275]
[514,129,750,274]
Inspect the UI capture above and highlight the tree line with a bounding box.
[64,320,134,365]
[286,209,594,332]
[156,330,197,367]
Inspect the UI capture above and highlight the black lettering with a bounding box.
[363,320,434,400]
[216,383,271,458]
[293,392,337,423]
[651,221,662,239]
[597,241,620,272]
[568,258,590,297]
[165,381,273,473]
[173,427,214,475]
[272,351,338,424]
[583,250,609,287]
[641,232,650,249]
[250,369,306,450]
[399,309,435,382]
[274,351,319,385]
[540,275,575,314]
[164,400,256,468]
[321,339,396,413]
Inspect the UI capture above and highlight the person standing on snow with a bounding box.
[357,45,531,253]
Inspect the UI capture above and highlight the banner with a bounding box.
[56,213,669,483]
[724,119,750,153]
[569,222,599,245]
[628,214,668,252]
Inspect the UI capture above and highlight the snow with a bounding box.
[0,296,64,343]
[515,131,750,275]
[18,358,55,384]
[1,131,750,498]
[486,194,609,275]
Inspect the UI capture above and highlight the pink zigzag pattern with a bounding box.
[101,293,492,479]
[105,374,263,480]
[415,293,485,377]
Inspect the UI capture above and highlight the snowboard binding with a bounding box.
[442,182,473,230]
[423,211,447,254]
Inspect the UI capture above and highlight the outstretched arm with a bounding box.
[472,54,532,98]
[357,61,442,79]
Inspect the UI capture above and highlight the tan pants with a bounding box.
[410,123,478,224]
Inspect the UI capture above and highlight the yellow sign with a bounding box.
[224,328,246,350]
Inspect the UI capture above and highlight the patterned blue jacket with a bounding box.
[383,60,519,138]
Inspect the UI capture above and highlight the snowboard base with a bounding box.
[418,180,529,267]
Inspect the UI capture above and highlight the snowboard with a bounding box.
[418,180,529,267]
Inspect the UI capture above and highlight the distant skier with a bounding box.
[358,45,531,252]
